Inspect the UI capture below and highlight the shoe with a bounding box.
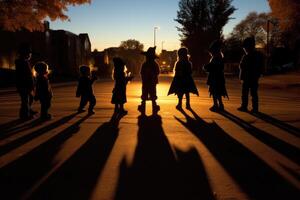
[30,109,38,115]
[119,109,128,115]
[186,104,191,110]
[237,106,248,112]
[77,108,86,113]
[209,105,218,112]
[138,105,145,113]
[88,110,95,115]
[250,108,259,113]
[20,115,34,121]
[152,105,160,114]
[219,104,224,111]
[176,104,182,110]
[40,114,52,120]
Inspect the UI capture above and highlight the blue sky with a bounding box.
[51,0,270,51]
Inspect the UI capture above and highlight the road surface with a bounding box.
[0,74,299,200]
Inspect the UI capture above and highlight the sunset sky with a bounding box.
[51,0,270,52]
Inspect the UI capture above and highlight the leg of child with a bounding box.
[114,104,119,113]
[41,100,51,119]
[88,95,96,114]
[177,93,183,109]
[185,93,191,109]
[78,96,88,112]
[210,94,218,111]
[218,96,224,110]
[120,104,128,115]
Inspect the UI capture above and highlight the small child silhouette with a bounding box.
[168,47,198,110]
[34,62,53,120]
[111,57,134,115]
[138,47,160,115]
[238,37,264,113]
[203,40,228,112]
[76,65,97,115]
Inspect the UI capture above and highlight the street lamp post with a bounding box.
[154,26,159,47]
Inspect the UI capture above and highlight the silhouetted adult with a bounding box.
[238,37,264,112]
[168,47,198,110]
[15,44,36,119]
[203,40,228,112]
[138,47,160,115]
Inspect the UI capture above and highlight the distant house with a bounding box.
[90,50,110,77]
[0,21,91,79]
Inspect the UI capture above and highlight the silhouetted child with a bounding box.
[168,47,198,110]
[111,57,134,115]
[34,62,53,120]
[238,37,264,113]
[15,43,37,119]
[203,40,228,112]
[138,47,160,115]
[76,65,97,114]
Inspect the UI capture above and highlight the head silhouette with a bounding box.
[177,47,189,60]
[79,65,91,76]
[18,43,32,60]
[243,37,255,54]
[142,47,158,60]
[34,62,49,76]
[113,57,125,71]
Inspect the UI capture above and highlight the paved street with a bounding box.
[0,74,299,200]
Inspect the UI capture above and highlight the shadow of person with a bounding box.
[250,111,300,138]
[175,108,299,200]
[218,110,300,166]
[0,118,29,133]
[0,113,91,200]
[115,114,215,200]
[27,112,123,200]
[0,113,80,156]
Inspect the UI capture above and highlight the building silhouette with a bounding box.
[0,21,91,83]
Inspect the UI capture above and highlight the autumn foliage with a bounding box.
[268,0,300,31]
[0,0,91,31]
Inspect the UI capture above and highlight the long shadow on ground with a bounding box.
[250,111,300,138]
[175,109,299,200]
[115,114,215,200]
[219,110,300,165]
[0,113,91,200]
[28,113,123,200]
[0,113,79,156]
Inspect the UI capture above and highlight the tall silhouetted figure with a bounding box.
[238,37,264,113]
[34,62,53,120]
[203,40,228,112]
[168,47,198,110]
[15,43,36,119]
[76,65,97,115]
[138,47,160,115]
[111,57,134,115]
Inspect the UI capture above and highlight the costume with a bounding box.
[168,60,198,96]
[239,50,264,110]
[76,76,96,112]
[203,56,228,98]
[35,75,52,118]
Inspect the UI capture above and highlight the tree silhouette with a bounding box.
[229,12,280,47]
[120,39,144,51]
[175,0,235,72]
[0,0,91,31]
